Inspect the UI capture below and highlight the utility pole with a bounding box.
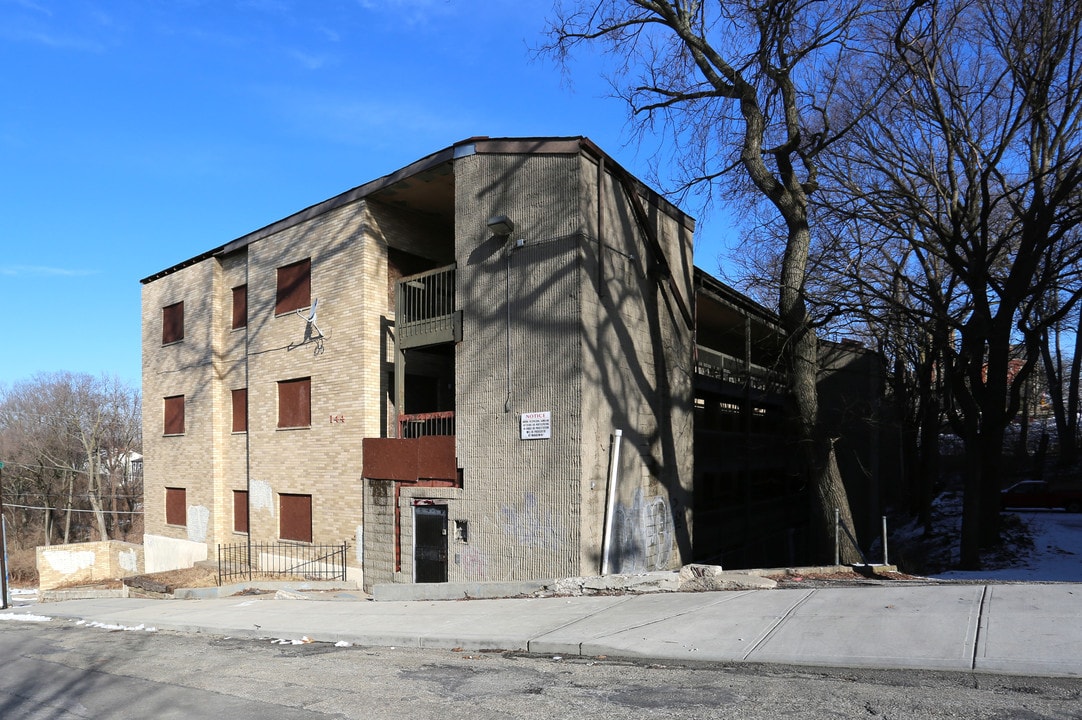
[0,461,9,609]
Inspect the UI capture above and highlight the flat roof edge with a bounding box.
[141,135,694,283]
[694,266,781,329]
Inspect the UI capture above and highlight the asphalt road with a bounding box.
[3,620,1081,719]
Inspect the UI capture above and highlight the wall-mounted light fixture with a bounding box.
[487,214,515,236]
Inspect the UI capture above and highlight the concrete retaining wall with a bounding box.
[143,533,208,573]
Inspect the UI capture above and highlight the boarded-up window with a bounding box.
[164,395,185,435]
[232,285,247,329]
[277,377,311,428]
[233,490,248,533]
[231,388,247,433]
[165,487,186,526]
[279,493,312,543]
[162,301,184,344]
[276,258,311,315]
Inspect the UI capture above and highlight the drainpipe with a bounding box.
[601,429,622,575]
[244,257,252,581]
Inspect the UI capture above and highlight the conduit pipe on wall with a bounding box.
[601,429,622,576]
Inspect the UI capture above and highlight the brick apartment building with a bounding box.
[141,137,702,588]
[141,136,888,588]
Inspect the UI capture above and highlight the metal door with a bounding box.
[414,505,448,583]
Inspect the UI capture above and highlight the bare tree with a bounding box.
[96,376,142,540]
[816,0,1082,566]
[0,378,81,547]
[1038,294,1082,466]
[544,0,885,561]
[0,373,142,546]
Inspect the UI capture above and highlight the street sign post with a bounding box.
[0,461,8,610]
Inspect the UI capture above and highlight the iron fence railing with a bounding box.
[217,542,348,586]
[398,410,455,438]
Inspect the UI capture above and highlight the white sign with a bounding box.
[520,411,552,440]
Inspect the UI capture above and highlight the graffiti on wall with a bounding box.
[612,488,674,573]
[457,545,489,579]
[499,492,561,551]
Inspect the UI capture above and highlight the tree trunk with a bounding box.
[1065,308,1082,466]
[1017,384,1031,459]
[917,371,940,532]
[779,218,861,564]
[87,459,109,541]
[1040,327,1069,461]
[978,425,1005,548]
[63,470,74,544]
[960,438,982,569]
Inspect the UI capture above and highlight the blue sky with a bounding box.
[0,0,737,390]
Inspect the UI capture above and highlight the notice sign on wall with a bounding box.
[520,411,552,440]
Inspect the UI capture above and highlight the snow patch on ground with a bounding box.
[888,487,1082,582]
[933,510,1082,582]
[75,620,157,632]
[0,612,52,623]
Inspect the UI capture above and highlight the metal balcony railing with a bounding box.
[396,264,458,348]
[695,345,787,395]
[398,411,455,438]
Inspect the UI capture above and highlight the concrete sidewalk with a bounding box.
[6,583,1080,678]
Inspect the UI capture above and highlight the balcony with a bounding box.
[362,428,457,481]
[366,266,459,484]
[398,410,454,438]
[396,264,460,349]
[695,344,787,396]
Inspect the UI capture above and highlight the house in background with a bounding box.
[141,137,696,588]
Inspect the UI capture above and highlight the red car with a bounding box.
[1001,480,1082,513]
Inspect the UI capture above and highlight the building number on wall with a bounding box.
[329,414,346,424]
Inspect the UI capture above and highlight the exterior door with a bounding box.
[414,505,448,583]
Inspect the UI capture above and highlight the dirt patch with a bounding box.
[765,568,926,589]
[52,577,125,591]
[123,565,220,592]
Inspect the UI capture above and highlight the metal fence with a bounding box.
[695,344,787,395]
[217,542,348,586]
[398,410,455,438]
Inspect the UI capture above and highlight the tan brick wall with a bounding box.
[142,259,221,548]
[143,198,392,579]
[143,140,694,587]
[242,199,373,577]
[37,541,144,590]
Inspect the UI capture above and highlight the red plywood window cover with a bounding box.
[165,487,186,527]
[231,388,247,433]
[279,493,312,543]
[276,258,311,315]
[277,377,311,428]
[233,490,248,533]
[164,395,185,435]
[232,285,247,329]
[162,301,184,344]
